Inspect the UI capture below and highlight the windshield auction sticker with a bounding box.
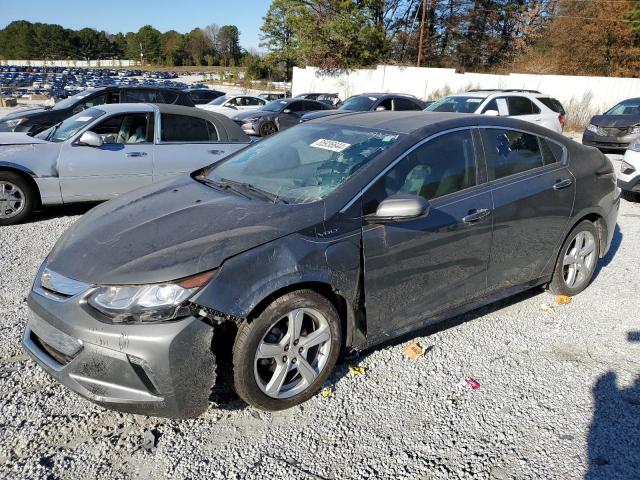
[74,116,93,122]
[310,139,352,152]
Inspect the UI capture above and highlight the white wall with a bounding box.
[292,65,640,116]
[1,59,140,67]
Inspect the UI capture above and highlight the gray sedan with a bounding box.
[0,103,250,225]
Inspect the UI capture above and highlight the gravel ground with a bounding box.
[1,157,639,480]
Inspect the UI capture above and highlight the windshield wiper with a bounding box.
[196,176,252,200]
[219,178,288,204]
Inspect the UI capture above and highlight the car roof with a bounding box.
[310,111,566,138]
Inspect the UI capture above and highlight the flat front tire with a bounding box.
[0,171,36,226]
[548,220,600,296]
[232,289,341,410]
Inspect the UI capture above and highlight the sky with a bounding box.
[1,0,273,51]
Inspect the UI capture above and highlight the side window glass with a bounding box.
[126,89,157,103]
[206,121,219,141]
[288,102,304,112]
[363,130,477,214]
[376,99,393,111]
[228,97,241,107]
[159,90,179,104]
[394,98,422,111]
[483,129,544,178]
[507,97,535,116]
[106,92,120,104]
[83,94,107,109]
[92,114,149,144]
[540,138,563,164]
[245,97,261,106]
[482,99,498,113]
[161,114,210,142]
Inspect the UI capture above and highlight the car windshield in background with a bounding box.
[340,96,378,111]
[50,90,97,110]
[206,124,402,204]
[262,100,288,112]
[426,96,484,113]
[36,108,105,143]
[209,95,230,106]
[606,100,640,115]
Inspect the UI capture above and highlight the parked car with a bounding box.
[582,98,640,151]
[618,138,640,201]
[185,88,226,105]
[233,98,333,136]
[197,95,267,117]
[0,86,195,135]
[295,93,341,106]
[23,112,619,417]
[0,103,249,225]
[426,89,565,133]
[258,92,286,101]
[300,93,425,122]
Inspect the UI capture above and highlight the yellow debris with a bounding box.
[403,341,426,360]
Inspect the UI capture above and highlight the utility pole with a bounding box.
[417,0,428,67]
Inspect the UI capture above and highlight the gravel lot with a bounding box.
[1,154,639,479]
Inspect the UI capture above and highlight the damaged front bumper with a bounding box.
[23,286,217,419]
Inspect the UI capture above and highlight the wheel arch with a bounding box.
[567,210,608,258]
[0,165,42,208]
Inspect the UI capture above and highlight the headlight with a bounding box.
[86,271,215,323]
[628,141,640,153]
[586,124,601,134]
[244,117,260,123]
[630,126,640,134]
[2,117,29,128]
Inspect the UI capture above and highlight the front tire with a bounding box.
[259,121,277,137]
[621,190,639,202]
[0,171,36,226]
[232,289,342,410]
[548,220,600,296]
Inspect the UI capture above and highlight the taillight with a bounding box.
[558,114,565,129]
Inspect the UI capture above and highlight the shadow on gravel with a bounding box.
[593,224,623,281]
[29,203,100,223]
[586,332,640,480]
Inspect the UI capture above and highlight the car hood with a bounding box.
[233,110,270,121]
[590,114,640,128]
[46,175,324,285]
[0,132,49,145]
[301,110,352,122]
[0,107,48,121]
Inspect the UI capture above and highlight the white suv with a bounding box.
[426,89,566,133]
[618,141,640,201]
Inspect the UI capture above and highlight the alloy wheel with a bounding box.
[254,308,332,399]
[0,181,25,219]
[562,230,597,289]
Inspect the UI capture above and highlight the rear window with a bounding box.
[161,114,218,142]
[537,97,566,115]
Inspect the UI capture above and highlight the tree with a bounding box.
[161,30,187,66]
[217,25,242,66]
[184,28,212,66]
[129,25,162,64]
[260,0,300,80]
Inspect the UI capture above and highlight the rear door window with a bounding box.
[161,114,218,142]
[507,97,540,116]
[125,89,157,103]
[393,97,422,111]
[482,129,545,179]
[158,90,179,104]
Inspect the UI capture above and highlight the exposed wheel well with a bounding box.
[0,168,42,208]
[576,212,607,257]
[246,282,350,347]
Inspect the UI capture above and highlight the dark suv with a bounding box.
[0,86,195,134]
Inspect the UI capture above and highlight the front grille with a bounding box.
[30,330,77,366]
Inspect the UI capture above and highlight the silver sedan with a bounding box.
[0,103,251,225]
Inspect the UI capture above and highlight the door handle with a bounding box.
[207,149,224,155]
[535,117,542,121]
[126,152,147,157]
[553,178,573,190]
[462,208,491,223]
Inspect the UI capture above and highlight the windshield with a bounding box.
[206,124,402,204]
[426,96,484,113]
[606,100,640,116]
[340,96,378,111]
[51,90,98,110]
[262,100,287,112]
[209,95,231,106]
[36,108,105,143]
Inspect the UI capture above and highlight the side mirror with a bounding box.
[283,108,292,114]
[375,106,387,111]
[366,194,430,222]
[78,131,103,147]
[225,104,238,110]
[484,109,499,116]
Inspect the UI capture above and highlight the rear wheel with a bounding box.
[0,171,35,226]
[548,220,600,296]
[259,121,277,137]
[232,290,341,410]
